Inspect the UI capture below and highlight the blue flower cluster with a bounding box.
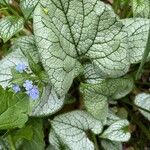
[13,84,21,93]
[16,63,27,73]
[12,63,39,100]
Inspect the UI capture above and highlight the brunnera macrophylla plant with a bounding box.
[0,0,150,149]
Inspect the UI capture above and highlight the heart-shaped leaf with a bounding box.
[101,120,131,142]
[50,111,103,150]
[34,0,130,96]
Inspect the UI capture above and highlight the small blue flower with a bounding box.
[23,80,33,91]
[12,84,21,93]
[26,86,39,100]
[16,63,27,73]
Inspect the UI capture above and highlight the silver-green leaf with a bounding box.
[0,35,39,88]
[0,16,24,42]
[101,140,122,150]
[14,35,40,63]
[122,18,150,64]
[81,75,134,101]
[132,0,150,18]
[101,120,131,142]
[49,129,69,150]
[82,64,134,99]
[81,64,133,123]
[106,111,121,126]
[20,0,39,19]
[31,85,64,117]
[81,86,108,123]
[135,93,150,121]
[50,111,103,150]
[0,49,28,88]
[34,0,130,96]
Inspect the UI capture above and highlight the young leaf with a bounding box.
[81,64,133,123]
[6,125,33,149]
[50,111,103,150]
[81,75,134,100]
[20,0,39,19]
[10,125,33,143]
[0,87,29,130]
[122,18,150,63]
[106,111,121,126]
[132,0,150,18]
[135,93,150,121]
[31,85,64,117]
[101,140,122,150]
[83,63,104,84]
[19,119,45,150]
[100,120,131,142]
[81,87,108,123]
[34,0,130,96]
[0,16,24,42]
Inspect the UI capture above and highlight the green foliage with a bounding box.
[0,0,150,149]
[0,86,29,130]
[19,119,45,150]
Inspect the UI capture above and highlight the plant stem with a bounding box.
[8,134,16,150]
[136,25,150,80]
[0,7,8,11]
[92,134,99,150]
